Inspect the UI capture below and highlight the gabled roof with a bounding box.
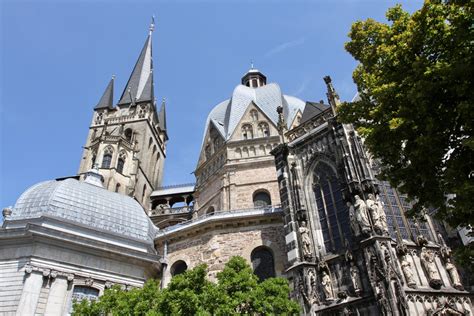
[118,34,154,105]
[94,77,114,110]
[300,101,331,124]
[203,83,305,145]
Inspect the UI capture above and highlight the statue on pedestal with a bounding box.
[299,221,313,260]
[445,258,463,290]
[400,255,417,288]
[349,263,363,295]
[354,195,372,234]
[367,194,384,234]
[420,247,442,288]
[348,201,360,236]
[321,271,334,301]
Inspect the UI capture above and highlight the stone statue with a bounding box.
[420,247,442,288]
[305,268,317,303]
[299,221,313,260]
[400,255,417,288]
[321,271,334,300]
[354,195,371,234]
[350,263,363,295]
[375,194,389,235]
[348,202,360,236]
[445,258,463,290]
[367,194,383,234]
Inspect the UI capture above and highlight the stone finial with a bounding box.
[2,207,12,219]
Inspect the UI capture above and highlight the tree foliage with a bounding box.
[72,256,299,316]
[338,0,473,229]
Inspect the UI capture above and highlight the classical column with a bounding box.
[44,276,68,315]
[16,271,43,315]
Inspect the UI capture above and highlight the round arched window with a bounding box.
[253,191,271,208]
[170,260,188,277]
[251,246,275,281]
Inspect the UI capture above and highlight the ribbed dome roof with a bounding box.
[10,178,157,244]
[204,83,305,141]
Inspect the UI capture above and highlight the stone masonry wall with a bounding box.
[163,223,287,286]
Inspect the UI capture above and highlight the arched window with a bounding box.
[250,110,259,121]
[251,246,275,281]
[242,124,253,140]
[170,260,187,276]
[206,206,215,216]
[117,152,126,173]
[101,147,113,169]
[253,191,271,208]
[258,122,270,138]
[115,183,121,193]
[124,128,133,142]
[148,137,153,148]
[313,162,351,253]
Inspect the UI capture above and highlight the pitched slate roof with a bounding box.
[118,35,154,105]
[203,83,306,144]
[300,101,331,124]
[94,77,114,110]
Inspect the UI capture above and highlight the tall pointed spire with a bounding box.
[118,19,155,105]
[94,76,114,110]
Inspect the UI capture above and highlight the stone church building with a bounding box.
[1,23,472,315]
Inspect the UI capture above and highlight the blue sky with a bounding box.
[0,0,423,208]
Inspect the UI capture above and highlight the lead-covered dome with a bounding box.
[10,178,157,244]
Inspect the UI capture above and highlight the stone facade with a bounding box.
[271,76,472,315]
[157,220,286,286]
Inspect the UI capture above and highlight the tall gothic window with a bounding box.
[375,180,433,241]
[116,158,124,173]
[313,162,351,253]
[253,191,271,208]
[101,147,113,169]
[251,246,275,281]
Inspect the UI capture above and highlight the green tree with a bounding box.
[72,256,299,316]
[338,1,473,230]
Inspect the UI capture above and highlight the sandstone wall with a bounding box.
[163,223,287,286]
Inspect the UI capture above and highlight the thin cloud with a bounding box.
[265,37,306,58]
[293,77,312,96]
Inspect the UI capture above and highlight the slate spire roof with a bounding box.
[94,76,114,110]
[118,32,154,105]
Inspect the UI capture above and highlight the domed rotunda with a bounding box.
[0,168,160,315]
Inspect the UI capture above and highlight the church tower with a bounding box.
[78,20,167,208]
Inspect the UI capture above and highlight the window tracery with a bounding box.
[242,124,253,140]
[258,122,270,137]
[101,146,113,169]
[312,162,351,253]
